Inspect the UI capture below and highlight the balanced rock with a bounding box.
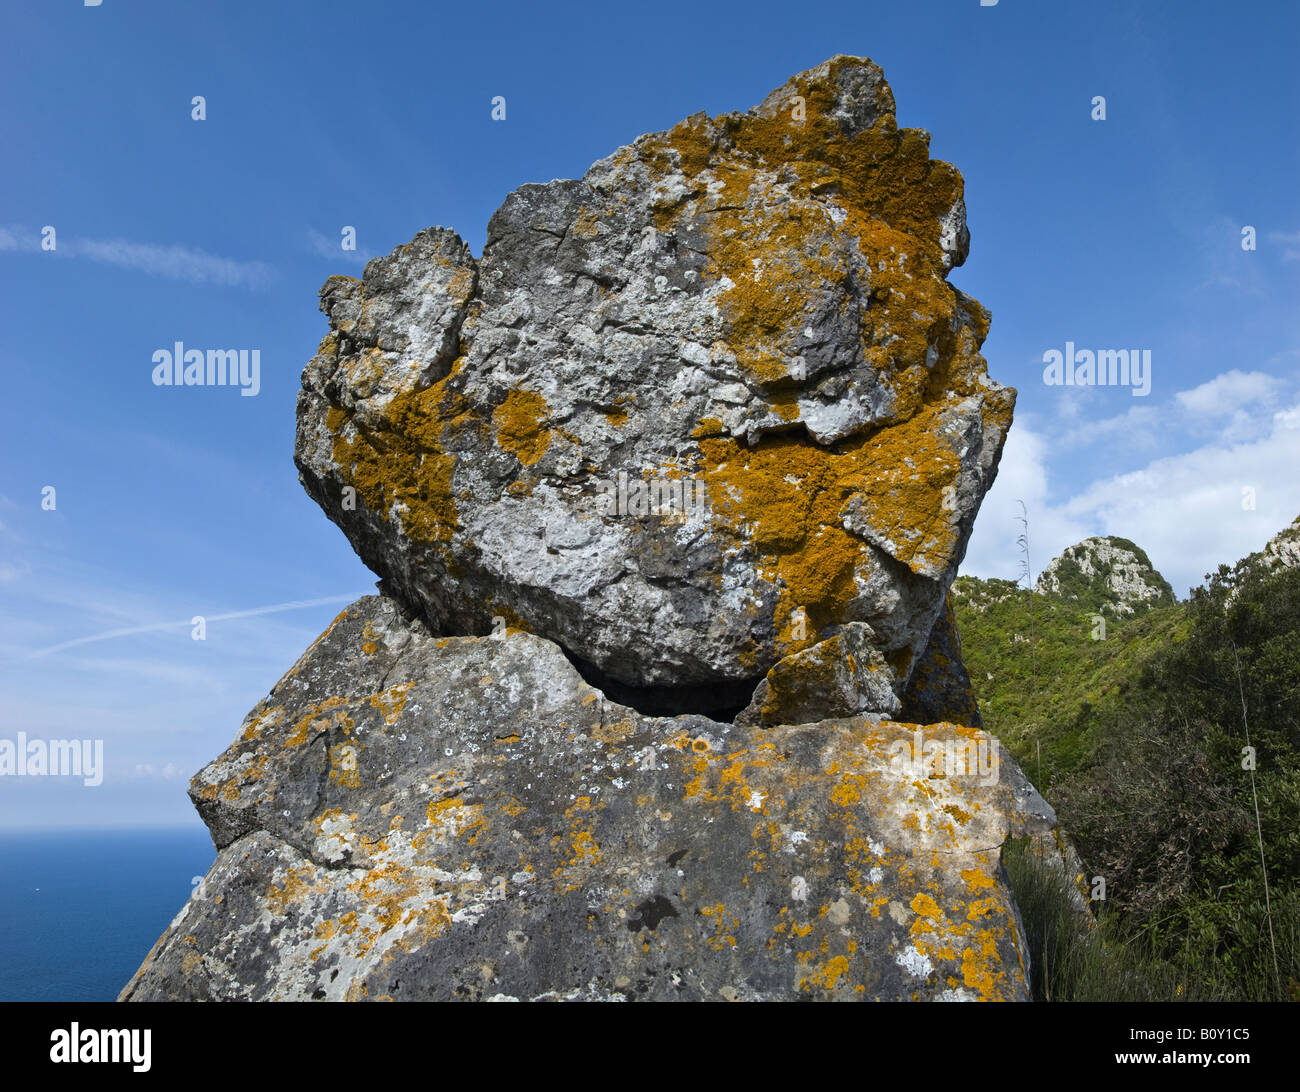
[119,56,1058,1004]
[121,597,1064,1002]
[295,54,1014,720]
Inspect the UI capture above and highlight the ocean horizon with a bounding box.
[0,827,215,1002]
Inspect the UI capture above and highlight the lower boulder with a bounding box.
[121,595,1065,1002]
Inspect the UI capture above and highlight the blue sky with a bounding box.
[1,0,1297,830]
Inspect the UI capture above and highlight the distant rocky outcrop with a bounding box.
[1238,515,1300,578]
[122,56,1080,1002]
[1035,537,1175,617]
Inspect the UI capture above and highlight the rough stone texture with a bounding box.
[1034,536,1176,617]
[736,621,899,728]
[121,596,1071,1003]
[898,594,982,728]
[294,54,1014,717]
[118,58,1046,1004]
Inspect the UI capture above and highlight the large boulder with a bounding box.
[119,57,1056,1005]
[121,597,1066,1002]
[294,54,1014,719]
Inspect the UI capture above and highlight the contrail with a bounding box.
[17,594,369,661]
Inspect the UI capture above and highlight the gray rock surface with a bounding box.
[294,54,1014,716]
[121,596,1061,1002]
[117,57,1050,1005]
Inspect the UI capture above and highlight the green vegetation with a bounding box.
[1003,837,1284,1001]
[960,534,1300,1001]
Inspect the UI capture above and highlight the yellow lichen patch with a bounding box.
[265,865,326,915]
[680,747,778,814]
[699,903,740,951]
[910,892,941,919]
[360,620,379,656]
[426,795,488,847]
[340,862,456,959]
[800,954,850,992]
[328,742,361,789]
[241,706,284,742]
[592,715,636,745]
[572,207,603,240]
[699,178,849,387]
[551,796,603,892]
[713,57,960,268]
[960,927,1008,1000]
[640,55,980,414]
[837,402,961,574]
[690,416,725,439]
[697,431,863,650]
[446,265,475,302]
[329,357,469,552]
[493,389,552,467]
[284,695,349,747]
[604,398,630,427]
[368,681,413,725]
[488,602,532,636]
[830,772,870,808]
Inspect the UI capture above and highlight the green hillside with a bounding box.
[956,520,1300,1000]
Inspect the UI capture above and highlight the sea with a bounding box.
[0,827,215,1002]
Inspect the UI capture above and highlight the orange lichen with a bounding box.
[368,681,413,725]
[493,389,552,467]
[328,357,470,553]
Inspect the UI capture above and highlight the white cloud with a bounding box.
[1175,369,1281,417]
[1059,403,1300,592]
[71,237,273,287]
[962,400,1300,595]
[0,223,273,287]
[1056,403,1165,452]
[960,423,1088,584]
[20,594,367,660]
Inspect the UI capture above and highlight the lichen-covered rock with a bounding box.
[898,594,982,728]
[121,596,1068,1002]
[736,621,900,727]
[294,55,1014,716]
